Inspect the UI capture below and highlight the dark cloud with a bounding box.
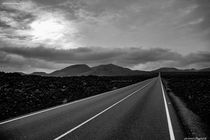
[194,0,210,41]
[31,0,85,20]
[0,44,209,72]
[194,0,210,30]
[0,46,122,63]
[33,0,68,5]
[1,45,209,69]
[184,51,210,64]
[174,0,210,41]
[117,48,182,65]
[14,13,36,25]
[0,21,11,28]
[0,4,36,27]
[0,4,18,13]
[0,50,57,73]
[0,2,37,42]
[83,0,138,13]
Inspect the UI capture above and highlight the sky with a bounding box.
[0,0,209,73]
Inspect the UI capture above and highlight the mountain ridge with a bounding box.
[30,64,210,77]
[49,64,91,76]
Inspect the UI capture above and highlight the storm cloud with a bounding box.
[0,45,209,72]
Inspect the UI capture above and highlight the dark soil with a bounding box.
[162,72,210,137]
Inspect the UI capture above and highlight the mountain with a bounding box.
[30,64,209,77]
[36,64,147,77]
[81,64,147,76]
[15,72,26,75]
[152,67,200,72]
[31,72,48,76]
[152,67,180,72]
[153,67,210,72]
[182,68,197,72]
[49,64,91,76]
[199,67,210,72]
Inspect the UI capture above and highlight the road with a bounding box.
[0,76,185,140]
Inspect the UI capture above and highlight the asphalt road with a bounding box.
[0,77,185,140]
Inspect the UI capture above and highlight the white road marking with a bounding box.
[54,80,153,140]
[160,78,176,140]
[0,78,152,125]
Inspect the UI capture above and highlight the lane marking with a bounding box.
[54,80,154,140]
[160,78,175,140]
[0,78,153,125]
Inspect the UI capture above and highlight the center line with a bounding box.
[54,80,153,140]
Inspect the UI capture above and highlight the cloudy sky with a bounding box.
[0,0,209,73]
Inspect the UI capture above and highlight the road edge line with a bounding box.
[54,80,153,140]
[160,78,176,140]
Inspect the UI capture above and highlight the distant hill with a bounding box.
[81,64,147,76]
[31,64,147,77]
[31,72,48,76]
[199,67,210,72]
[152,67,179,72]
[49,64,91,76]
[29,64,210,77]
[15,72,26,75]
[152,67,205,72]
